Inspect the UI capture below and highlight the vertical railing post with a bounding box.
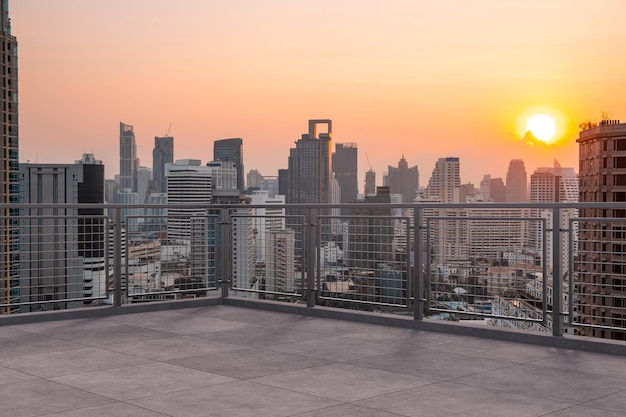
[113,207,122,307]
[306,208,316,308]
[552,207,563,337]
[220,208,230,299]
[414,206,424,320]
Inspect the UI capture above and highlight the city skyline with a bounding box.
[11,1,626,185]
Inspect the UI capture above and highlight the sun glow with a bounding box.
[526,113,557,143]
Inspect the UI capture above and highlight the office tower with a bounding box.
[205,161,238,194]
[18,155,106,312]
[247,169,262,190]
[119,122,139,192]
[277,169,289,197]
[529,163,578,270]
[0,0,18,313]
[387,155,419,203]
[505,159,528,202]
[114,188,140,234]
[577,119,626,340]
[364,168,376,196]
[152,136,173,193]
[165,160,212,241]
[424,157,460,203]
[491,178,506,202]
[214,138,244,192]
[286,119,333,205]
[333,143,358,204]
[260,176,279,198]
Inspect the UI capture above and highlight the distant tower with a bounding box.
[364,169,376,196]
[424,157,460,203]
[0,0,19,313]
[387,155,419,203]
[152,135,173,193]
[333,143,358,204]
[119,122,139,192]
[214,138,244,192]
[247,169,262,190]
[505,159,528,202]
[286,120,333,205]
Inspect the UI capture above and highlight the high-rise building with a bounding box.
[364,168,376,197]
[0,0,18,313]
[286,120,333,205]
[214,138,244,192]
[333,143,358,205]
[18,155,106,312]
[119,122,139,192]
[577,119,626,340]
[423,157,460,203]
[505,159,528,202]
[247,169,262,190]
[387,155,419,203]
[137,166,152,204]
[152,136,173,193]
[529,163,578,270]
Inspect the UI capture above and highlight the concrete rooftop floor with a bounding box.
[1,304,626,417]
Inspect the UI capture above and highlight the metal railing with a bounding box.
[1,202,626,341]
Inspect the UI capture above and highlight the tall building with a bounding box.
[247,169,262,190]
[364,168,376,196]
[286,120,333,205]
[333,143,358,205]
[577,119,626,340]
[214,138,244,192]
[423,157,460,203]
[165,159,213,241]
[137,166,151,204]
[152,136,173,193]
[0,0,18,313]
[119,122,139,192]
[18,155,106,312]
[529,163,578,271]
[505,159,528,202]
[387,155,419,203]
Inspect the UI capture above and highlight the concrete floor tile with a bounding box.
[544,404,626,417]
[348,346,516,380]
[51,362,235,401]
[293,403,408,417]
[532,350,626,379]
[0,365,37,385]
[0,379,112,417]
[0,346,149,378]
[40,402,169,417]
[355,381,572,417]
[343,327,470,348]
[110,313,261,335]
[194,325,325,347]
[432,337,563,363]
[104,335,247,361]
[167,347,332,379]
[128,380,340,417]
[455,363,626,403]
[251,363,432,402]
[583,389,626,414]
[0,330,81,358]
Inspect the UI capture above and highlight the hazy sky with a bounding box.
[11,0,626,186]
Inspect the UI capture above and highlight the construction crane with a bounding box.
[165,123,172,137]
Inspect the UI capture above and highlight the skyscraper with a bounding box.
[364,168,376,196]
[505,159,528,202]
[577,119,626,340]
[286,120,333,205]
[423,157,460,203]
[152,135,173,193]
[387,155,419,203]
[333,143,358,204]
[0,0,18,313]
[119,122,138,192]
[214,138,244,192]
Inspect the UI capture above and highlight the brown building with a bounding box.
[577,119,626,340]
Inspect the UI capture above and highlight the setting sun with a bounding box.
[526,114,557,143]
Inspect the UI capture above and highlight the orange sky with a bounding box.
[11,0,626,187]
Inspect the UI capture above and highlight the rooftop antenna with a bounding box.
[365,152,373,170]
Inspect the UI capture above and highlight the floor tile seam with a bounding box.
[576,387,626,410]
[264,323,364,336]
[112,378,241,402]
[286,402,411,417]
[417,344,530,365]
[520,357,626,381]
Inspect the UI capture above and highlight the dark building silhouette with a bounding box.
[491,177,506,202]
[332,143,358,206]
[277,168,289,197]
[387,155,418,203]
[364,169,376,196]
[505,159,528,202]
[214,138,244,192]
[0,1,19,313]
[152,136,173,193]
[119,122,138,192]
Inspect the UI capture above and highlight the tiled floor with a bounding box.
[1,305,626,417]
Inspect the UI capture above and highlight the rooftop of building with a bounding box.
[2,298,626,417]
